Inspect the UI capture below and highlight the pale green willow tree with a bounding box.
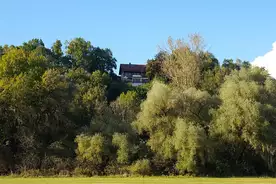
[75,134,105,165]
[112,133,129,164]
[211,67,276,171]
[174,118,207,173]
[130,159,151,176]
[133,81,216,173]
[133,81,174,159]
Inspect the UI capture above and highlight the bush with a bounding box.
[20,152,40,171]
[73,167,91,177]
[104,162,130,176]
[73,165,102,177]
[130,159,151,176]
[59,170,71,177]
[20,169,41,177]
[40,169,57,176]
[41,156,73,172]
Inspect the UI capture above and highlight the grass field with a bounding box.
[0,177,276,184]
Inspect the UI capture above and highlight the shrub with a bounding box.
[73,165,102,177]
[130,159,151,176]
[75,134,105,165]
[104,162,130,176]
[59,170,71,177]
[20,169,41,177]
[40,168,57,176]
[73,167,91,177]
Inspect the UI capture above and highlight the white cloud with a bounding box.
[252,42,276,78]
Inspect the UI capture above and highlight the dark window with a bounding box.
[142,78,148,83]
[132,78,141,83]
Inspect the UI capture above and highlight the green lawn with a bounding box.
[0,177,275,184]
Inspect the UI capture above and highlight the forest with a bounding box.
[0,34,276,177]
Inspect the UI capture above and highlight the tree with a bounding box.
[0,42,76,172]
[0,47,48,78]
[51,40,63,58]
[66,38,93,68]
[67,69,111,124]
[199,66,225,95]
[75,134,105,164]
[65,38,117,73]
[221,58,251,74]
[134,80,216,174]
[0,46,3,57]
[133,81,174,159]
[146,51,167,80]
[22,38,45,51]
[212,67,276,173]
[111,91,139,124]
[162,35,205,90]
[241,61,251,69]
[174,118,207,174]
[112,133,129,164]
[200,52,219,71]
[90,47,117,74]
[130,159,151,176]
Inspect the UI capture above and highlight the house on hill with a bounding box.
[119,63,148,86]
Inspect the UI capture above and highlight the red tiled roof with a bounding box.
[119,64,146,75]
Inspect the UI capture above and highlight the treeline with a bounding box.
[0,35,276,177]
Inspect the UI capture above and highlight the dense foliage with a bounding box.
[0,36,275,177]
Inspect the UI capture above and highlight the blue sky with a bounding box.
[1,0,276,74]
